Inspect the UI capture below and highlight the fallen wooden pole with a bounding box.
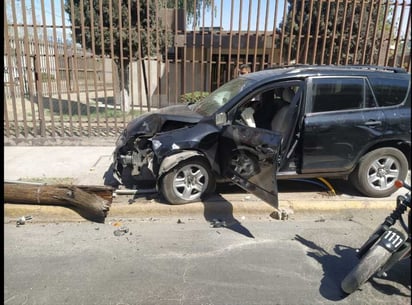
[4,183,113,223]
[4,180,114,203]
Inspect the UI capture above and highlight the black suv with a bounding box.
[112,65,411,208]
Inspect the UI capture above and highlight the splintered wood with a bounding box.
[4,183,114,223]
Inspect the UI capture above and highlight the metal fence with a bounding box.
[4,0,411,144]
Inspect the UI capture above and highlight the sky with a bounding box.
[11,0,68,25]
[201,0,411,34]
[193,0,286,31]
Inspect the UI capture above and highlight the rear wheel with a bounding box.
[341,244,392,294]
[350,148,408,197]
[160,158,215,205]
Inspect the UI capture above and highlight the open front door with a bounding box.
[219,125,282,209]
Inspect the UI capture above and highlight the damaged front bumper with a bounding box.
[112,131,157,186]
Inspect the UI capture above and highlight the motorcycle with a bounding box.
[341,179,411,294]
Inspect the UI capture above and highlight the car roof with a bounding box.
[241,65,410,83]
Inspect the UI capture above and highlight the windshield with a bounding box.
[191,78,251,116]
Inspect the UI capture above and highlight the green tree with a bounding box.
[279,0,393,65]
[66,0,211,111]
[165,0,212,27]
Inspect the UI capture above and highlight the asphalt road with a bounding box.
[4,210,411,305]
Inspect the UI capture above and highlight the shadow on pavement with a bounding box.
[215,178,364,197]
[104,163,255,238]
[201,195,255,239]
[294,234,353,300]
[294,234,411,301]
[368,258,411,297]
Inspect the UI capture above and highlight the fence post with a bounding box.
[33,55,46,137]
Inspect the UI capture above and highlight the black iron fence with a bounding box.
[4,0,411,144]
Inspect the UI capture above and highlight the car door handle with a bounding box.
[364,120,382,126]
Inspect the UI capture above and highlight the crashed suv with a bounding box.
[112,65,411,208]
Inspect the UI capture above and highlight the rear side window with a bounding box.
[310,78,365,113]
[369,77,409,107]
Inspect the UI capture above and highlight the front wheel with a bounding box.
[341,244,392,294]
[160,158,215,205]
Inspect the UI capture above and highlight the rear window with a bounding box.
[369,77,409,107]
[310,78,365,113]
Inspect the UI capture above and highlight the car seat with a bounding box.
[253,90,277,129]
[270,88,294,133]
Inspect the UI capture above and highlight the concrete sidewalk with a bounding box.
[4,146,406,223]
[4,146,114,186]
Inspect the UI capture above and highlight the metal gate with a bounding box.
[4,0,411,144]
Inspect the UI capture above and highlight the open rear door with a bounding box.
[219,125,282,209]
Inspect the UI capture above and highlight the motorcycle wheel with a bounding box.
[341,244,392,294]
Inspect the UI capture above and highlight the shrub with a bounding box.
[41,72,55,81]
[178,91,209,104]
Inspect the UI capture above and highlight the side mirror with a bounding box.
[215,112,227,126]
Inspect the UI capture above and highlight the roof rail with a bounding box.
[265,64,316,70]
[343,65,407,73]
[265,64,407,73]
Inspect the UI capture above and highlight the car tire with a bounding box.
[230,150,260,178]
[350,147,408,197]
[160,158,216,205]
[341,244,392,294]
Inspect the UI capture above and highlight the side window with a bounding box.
[310,78,365,113]
[369,77,409,107]
[234,84,299,130]
[365,84,377,108]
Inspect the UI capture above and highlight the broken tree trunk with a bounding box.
[4,183,113,223]
[73,185,114,203]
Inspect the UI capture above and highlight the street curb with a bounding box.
[4,194,395,223]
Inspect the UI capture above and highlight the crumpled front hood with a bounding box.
[123,104,204,141]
